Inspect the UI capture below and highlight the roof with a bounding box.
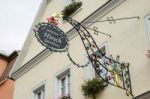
[0,51,19,62]
[0,50,9,57]
[0,51,18,84]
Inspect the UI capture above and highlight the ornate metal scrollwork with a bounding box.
[65,17,133,97]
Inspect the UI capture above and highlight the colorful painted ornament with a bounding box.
[47,17,59,25]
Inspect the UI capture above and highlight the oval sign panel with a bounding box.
[34,22,68,52]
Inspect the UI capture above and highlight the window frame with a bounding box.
[55,67,71,99]
[145,14,150,45]
[58,73,70,96]
[85,42,109,80]
[33,83,45,99]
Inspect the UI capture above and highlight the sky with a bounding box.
[0,0,42,55]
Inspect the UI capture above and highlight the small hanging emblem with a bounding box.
[34,22,68,52]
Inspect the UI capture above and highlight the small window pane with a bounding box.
[68,74,70,93]
[37,92,41,99]
[61,78,66,96]
[33,85,45,99]
[56,69,70,98]
[86,45,107,79]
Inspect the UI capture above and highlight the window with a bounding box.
[61,77,66,96]
[33,85,45,99]
[92,46,107,79]
[56,69,71,98]
[60,74,70,96]
[145,14,150,44]
[85,45,108,80]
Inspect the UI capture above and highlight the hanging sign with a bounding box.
[34,22,68,52]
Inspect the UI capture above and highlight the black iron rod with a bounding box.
[84,16,140,24]
[85,27,111,37]
[127,66,134,97]
[121,67,125,89]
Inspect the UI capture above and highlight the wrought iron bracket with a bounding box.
[65,17,134,97]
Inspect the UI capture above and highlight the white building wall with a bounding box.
[13,0,150,99]
[92,0,150,98]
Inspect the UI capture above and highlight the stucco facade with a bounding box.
[11,0,150,99]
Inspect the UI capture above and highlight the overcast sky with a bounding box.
[0,0,42,55]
